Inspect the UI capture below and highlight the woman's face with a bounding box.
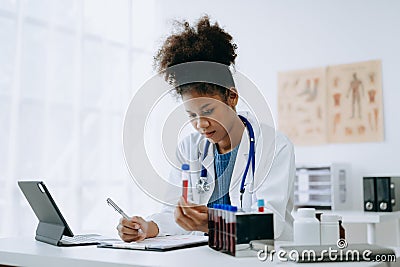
[182,90,237,144]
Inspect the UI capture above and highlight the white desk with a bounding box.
[325,211,400,244]
[0,237,395,267]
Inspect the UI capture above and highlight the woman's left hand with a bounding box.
[174,197,208,233]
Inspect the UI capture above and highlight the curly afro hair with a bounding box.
[154,15,238,100]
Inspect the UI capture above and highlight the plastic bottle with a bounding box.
[294,208,320,245]
[320,214,339,245]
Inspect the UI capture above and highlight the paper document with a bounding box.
[98,235,208,251]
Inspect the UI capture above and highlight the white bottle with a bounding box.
[294,208,320,245]
[320,214,339,245]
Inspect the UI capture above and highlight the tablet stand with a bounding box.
[35,222,68,246]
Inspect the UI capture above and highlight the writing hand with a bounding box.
[117,216,159,242]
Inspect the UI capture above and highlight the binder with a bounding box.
[363,176,400,212]
[376,177,391,212]
[363,177,376,211]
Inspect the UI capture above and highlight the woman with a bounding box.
[117,16,295,242]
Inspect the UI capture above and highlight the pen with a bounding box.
[107,198,144,235]
[106,198,129,219]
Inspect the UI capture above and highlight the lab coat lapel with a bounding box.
[196,141,215,204]
[229,129,250,207]
[201,147,215,181]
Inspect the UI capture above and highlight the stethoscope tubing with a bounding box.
[199,115,256,208]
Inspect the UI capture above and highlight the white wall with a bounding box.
[153,0,400,245]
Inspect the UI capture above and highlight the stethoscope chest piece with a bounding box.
[196,176,210,193]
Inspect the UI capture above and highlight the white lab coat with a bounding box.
[147,113,295,241]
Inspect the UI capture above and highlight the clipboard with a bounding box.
[97,235,208,252]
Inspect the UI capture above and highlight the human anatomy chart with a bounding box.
[327,60,384,143]
[278,60,384,145]
[278,67,327,145]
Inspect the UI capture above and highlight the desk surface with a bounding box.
[0,237,396,267]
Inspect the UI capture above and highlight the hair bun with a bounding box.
[154,15,237,72]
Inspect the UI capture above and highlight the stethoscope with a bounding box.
[196,115,255,208]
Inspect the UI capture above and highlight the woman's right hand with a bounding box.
[116,216,159,242]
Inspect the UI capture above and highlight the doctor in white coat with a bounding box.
[117,15,295,242]
[149,108,295,241]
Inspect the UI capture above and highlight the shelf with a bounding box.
[295,189,331,195]
[294,181,331,186]
[295,201,332,206]
[296,170,331,176]
[294,164,350,210]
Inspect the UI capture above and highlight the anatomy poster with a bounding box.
[278,67,327,145]
[327,60,384,143]
[278,60,384,145]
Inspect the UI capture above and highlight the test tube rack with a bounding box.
[208,205,274,257]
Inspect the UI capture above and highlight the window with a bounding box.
[0,0,159,238]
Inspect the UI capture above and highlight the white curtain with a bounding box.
[0,0,161,238]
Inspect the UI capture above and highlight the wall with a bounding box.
[153,0,400,245]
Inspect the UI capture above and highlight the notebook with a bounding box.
[98,235,208,251]
[18,181,119,246]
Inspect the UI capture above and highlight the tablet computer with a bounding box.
[18,181,104,246]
